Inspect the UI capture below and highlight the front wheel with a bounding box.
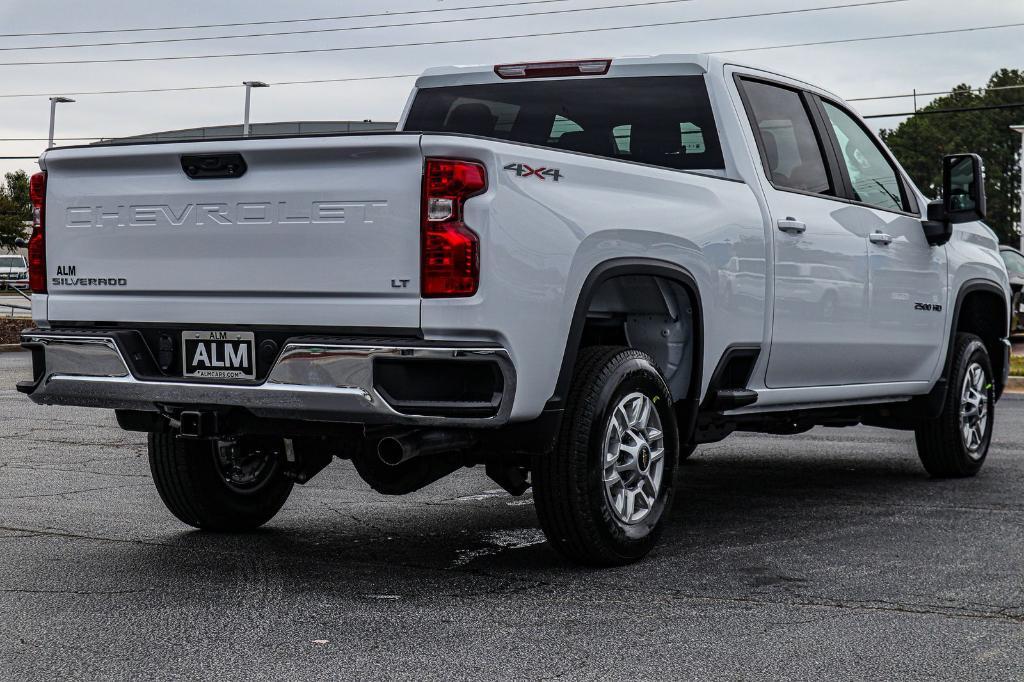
[148,433,294,531]
[914,333,995,478]
[532,347,679,566]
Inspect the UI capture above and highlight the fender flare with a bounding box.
[921,278,1009,415]
[546,258,705,415]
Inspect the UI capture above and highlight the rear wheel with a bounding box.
[915,333,995,478]
[532,347,679,566]
[148,433,293,530]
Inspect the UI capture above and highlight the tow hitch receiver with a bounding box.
[179,411,219,439]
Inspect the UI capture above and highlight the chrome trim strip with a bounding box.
[21,334,516,426]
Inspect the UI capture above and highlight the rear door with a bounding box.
[737,77,872,388]
[42,134,425,329]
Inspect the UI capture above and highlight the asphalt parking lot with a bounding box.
[1,350,1023,680]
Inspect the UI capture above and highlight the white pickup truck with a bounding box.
[19,55,1012,565]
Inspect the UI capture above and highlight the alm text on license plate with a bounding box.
[182,331,256,380]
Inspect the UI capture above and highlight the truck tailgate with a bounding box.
[41,134,424,328]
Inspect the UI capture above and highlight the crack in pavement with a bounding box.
[0,587,151,597]
[0,435,138,448]
[662,590,1024,625]
[0,463,149,480]
[0,525,181,550]
[0,483,150,501]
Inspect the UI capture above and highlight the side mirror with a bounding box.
[924,153,987,246]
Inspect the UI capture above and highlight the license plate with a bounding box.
[182,331,256,380]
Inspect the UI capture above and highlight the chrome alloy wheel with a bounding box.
[602,392,666,525]
[960,362,990,458]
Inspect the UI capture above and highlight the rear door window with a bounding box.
[739,79,835,196]
[405,76,725,171]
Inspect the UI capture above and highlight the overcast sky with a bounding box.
[1,0,1022,179]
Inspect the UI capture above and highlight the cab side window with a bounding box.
[740,79,834,196]
[821,101,907,213]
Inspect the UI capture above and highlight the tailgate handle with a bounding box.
[181,153,247,180]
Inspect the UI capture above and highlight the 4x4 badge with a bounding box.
[504,163,563,182]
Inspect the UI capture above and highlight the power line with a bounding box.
[863,102,1024,119]
[848,83,1024,102]
[0,73,420,99]
[0,16,1013,100]
[0,1,925,67]
[0,0,721,52]
[713,21,1024,54]
[0,0,602,38]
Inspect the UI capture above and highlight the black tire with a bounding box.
[532,346,679,566]
[914,333,995,478]
[148,433,293,531]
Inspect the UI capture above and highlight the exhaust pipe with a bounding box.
[377,430,477,467]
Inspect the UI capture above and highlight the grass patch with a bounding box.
[1012,354,1024,377]
[0,317,27,345]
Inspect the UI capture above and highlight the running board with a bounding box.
[709,388,758,411]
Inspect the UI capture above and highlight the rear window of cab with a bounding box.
[404,75,725,172]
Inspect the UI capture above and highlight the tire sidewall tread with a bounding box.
[533,346,679,566]
[915,333,994,478]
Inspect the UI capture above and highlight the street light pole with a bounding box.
[1013,125,1024,251]
[48,96,75,148]
[241,81,269,137]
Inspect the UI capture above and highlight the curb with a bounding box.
[1006,376,1024,394]
[0,344,24,353]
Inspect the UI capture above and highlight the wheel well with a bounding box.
[577,274,696,402]
[956,288,1007,388]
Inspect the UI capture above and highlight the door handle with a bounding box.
[777,218,807,235]
[868,231,893,246]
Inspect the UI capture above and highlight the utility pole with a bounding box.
[1013,125,1024,251]
[48,96,75,148]
[241,81,269,137]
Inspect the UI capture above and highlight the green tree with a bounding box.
[0,170,31,250]
[881,68,1023,244]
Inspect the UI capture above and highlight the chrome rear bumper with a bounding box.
[19,332,515,427]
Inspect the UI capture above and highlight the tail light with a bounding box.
[28,171,46,294]
[421,158,486,297]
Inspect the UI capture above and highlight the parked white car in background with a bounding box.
[0,254,28,290]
